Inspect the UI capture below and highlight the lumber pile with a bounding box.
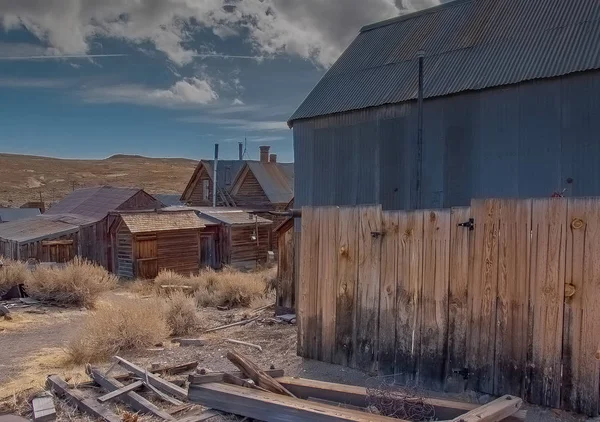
[187,351,528,422]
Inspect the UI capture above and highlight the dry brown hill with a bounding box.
[0,153,198,207]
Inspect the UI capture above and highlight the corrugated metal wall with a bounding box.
[293,71,600,210]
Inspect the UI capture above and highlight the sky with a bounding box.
[0,0,441,162]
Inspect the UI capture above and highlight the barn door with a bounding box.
[41,240,74,263]
[200,234,216,269]
[135,235,158,279]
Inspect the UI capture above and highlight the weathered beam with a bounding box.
[203,317,258,333]
[226,350,294,397]
[189,369,284,384]
[222,373,269,392]
[275,377,526,421]
[451,395,522,422]
[89,368,174,420]
[46,375,121,422]
[97,380,143,403]
[114,356,187,400]
[150,361,198,376]
[188,382,405,422]
[226,339,263,352]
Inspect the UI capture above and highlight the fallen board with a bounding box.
[32,394,56,422]
[115,356,187,400]
[151,361,198,375]
[89,368,174,420]
[188,382,406,422]
[97,380,143,403]
[275,377,527,421]
[189,369,284,384]
[47,375,121,422]
[451,395,522,421]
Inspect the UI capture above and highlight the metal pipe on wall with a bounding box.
[213,143,219,208]
[415,49,425,210]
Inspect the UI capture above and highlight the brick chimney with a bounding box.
[259,146,270,163]
[269,154,277,163]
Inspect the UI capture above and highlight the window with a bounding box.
[202,179,210,201]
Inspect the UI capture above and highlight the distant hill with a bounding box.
[0,153,198,207]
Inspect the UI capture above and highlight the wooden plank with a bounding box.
[222,373,269,392]
[466,199,500,394]
[150,361,198,376]
[450,395,522,422]
[446,207,471,390]
[97,380,143,403]
[188,382,405,422]
[527,198,566,408]
[562,198,600,416]
[189,369,285,384]
[394,211,424,377]
[334,207,359,367]
[46,375,121,422]
[89,368,174,420]
[378,211,399,374]
[493,200,532,397]
[317,207,339,363]
[226,350,295,397]
[299,207,320,358]
[32,394,56,422]
[418,209,451,390]
[177,410,222,422]
[275,376,526,421]
[115,356,187,400]
[354,205,382,372]
[202,317,258,333]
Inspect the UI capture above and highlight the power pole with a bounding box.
[213,144,219,208]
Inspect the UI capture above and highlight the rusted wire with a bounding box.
[365,375,435,421]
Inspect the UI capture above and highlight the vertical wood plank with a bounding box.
[446,207,471,391]
[528,198,566,408]
[355,206,382,372]
[378,211,400,374]
[335,207,359,367]
[494,199,532,397]
[299,207,320,359]
[394,211,424,378]
[563,198,600,416]
[418,209,451,390]
[318,207,339,363]
[466,199,500,394]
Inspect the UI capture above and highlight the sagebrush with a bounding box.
[26,257,117,308]
[0,258,30,295]
[67,298,169,364]
[164,291,201,336]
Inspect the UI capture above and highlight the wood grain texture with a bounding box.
[226,350,295,397]
[418,209,450,390]
[527,199,566,408]
[335,207,359,367]
[466,199,500,394]
[494,200,532,397]
[355,206,382,372]
[318,207,339,362]
[114,356,188,400]
[395,211,424,377]
[451,395,522,422]
[446,207,471,390]
[562,198,600,416]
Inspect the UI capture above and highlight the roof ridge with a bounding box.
[360,0,473,33]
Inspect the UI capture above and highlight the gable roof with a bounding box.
[46,186,146,220]
[233,162,295,205]
[119,210,206,234]
[288,0,600,124]
[0,208,41,223]
[181,160,246,201]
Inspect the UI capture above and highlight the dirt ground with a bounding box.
[1,292,598,422]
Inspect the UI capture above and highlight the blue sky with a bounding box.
[0,0,439,162]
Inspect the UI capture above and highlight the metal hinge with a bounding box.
[458,218,475,231]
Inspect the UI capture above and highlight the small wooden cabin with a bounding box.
[112,210,207,279]
[275,217,295,314]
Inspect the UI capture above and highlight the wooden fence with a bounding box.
[298,198,600,416]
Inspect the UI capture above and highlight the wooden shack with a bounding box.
[275,217,295,314]
[112,210,207,279]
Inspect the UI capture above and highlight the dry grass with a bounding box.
[67,298,169,364]
[0,258,30,295]
[163,291,201,336]
[26,257,117,308]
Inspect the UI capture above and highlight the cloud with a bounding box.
[0,0,440,68]
[179,116,287,131]
[83,77,218,107]
[231,98,244,106]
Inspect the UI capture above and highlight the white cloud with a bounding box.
[231,98,244,105]
[0,0,440,68]
[83,77,218,107]
[179,116,287,131]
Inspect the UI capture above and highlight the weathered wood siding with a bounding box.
[117,190,163,211]
[187,167,215,207]
[276,221,295,313]
[229,224,270,269]
[233,171,271,208]
[79,219,109,267]
[299,198,600,417]
[155,229,200,275]
[0,233,78,262]
[116,223,134,278]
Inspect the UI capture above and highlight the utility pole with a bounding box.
[213,143,219,208]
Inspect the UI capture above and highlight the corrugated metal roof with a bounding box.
[120,211,205,234]
[246,162,295,204]
[46,186,143,219]
[289,0,600,123]
[165,206,273,226]
[0,208,41,223]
